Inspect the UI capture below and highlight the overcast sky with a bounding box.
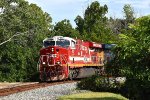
[27,0,150,27]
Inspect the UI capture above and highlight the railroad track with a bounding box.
[0,80,78,96]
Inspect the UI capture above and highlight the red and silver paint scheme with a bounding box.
[38,36,104,81]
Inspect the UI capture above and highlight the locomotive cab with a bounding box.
[39,36,72,81]
[40,36,70,64]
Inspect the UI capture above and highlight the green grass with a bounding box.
[58,92,128,100]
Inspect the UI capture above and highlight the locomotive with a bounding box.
[38,36,105,81]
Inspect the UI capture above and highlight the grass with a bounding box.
[58,92,128,100]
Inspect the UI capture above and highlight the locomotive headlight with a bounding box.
[43,62,46,64]
[51,48,54,52]
[57,61,60,64]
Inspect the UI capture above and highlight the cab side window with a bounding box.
[71,40,76,48]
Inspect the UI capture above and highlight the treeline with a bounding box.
[0,0,52,81]
[0,0,149,89]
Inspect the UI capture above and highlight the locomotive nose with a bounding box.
[40,46,60,66]
[40,47,57,55]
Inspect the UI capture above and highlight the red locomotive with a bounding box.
[38,36,105,81]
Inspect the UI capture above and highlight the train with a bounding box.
[38,36,114,81]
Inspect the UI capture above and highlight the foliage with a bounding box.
[53,19,80,38]
[77,75,123,93]
[107,15,150,99]
[123,4,135,24]
[0,0,52,82]
[121,78,150,100]
[74,1,116,43]
[107,4,135,34]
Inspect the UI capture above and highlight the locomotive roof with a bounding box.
[43,36,104,49]
[102,44,116,49]
[84,41,102,48]
[63,37,76,42]
[43,36,76,42]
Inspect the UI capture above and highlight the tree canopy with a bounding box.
[53,19,79,38]
[75,1,116,43]
[0,0,52,81]
[123,4,135,23]
[107,15,150,99]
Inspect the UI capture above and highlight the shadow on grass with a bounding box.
[59,97,125,100]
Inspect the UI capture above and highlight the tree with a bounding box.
[123,4,135,29]
[123,4,135,23]
[84,1,108,33]
[108,15,150,99]
[74,1,115,43]
[107,4,135,34]
[74,15,84,35]
[0,0,52,82]
[53,19,79,38]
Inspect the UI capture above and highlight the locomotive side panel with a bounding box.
[68,40,104,68]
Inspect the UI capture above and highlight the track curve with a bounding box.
[0,80,78,96]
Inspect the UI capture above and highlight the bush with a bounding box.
[120,78,150,100]
[77,75,124,93]
[77,75,98,91]
[78,76,150,100]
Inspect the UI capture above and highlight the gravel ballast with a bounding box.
[0,82,88,100]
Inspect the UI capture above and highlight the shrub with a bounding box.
[120,78,150,100]
[77,75,124,93]
[77,75,98,91]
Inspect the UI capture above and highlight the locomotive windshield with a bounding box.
[56,40,70,47]
[43,40,70,48]
[44,41,55,47]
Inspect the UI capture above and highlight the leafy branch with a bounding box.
[0,31,28,46]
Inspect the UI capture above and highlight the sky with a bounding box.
[27,0,150,27]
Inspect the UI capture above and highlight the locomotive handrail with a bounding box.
[40,55,55,66]
[37,58,40,71]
